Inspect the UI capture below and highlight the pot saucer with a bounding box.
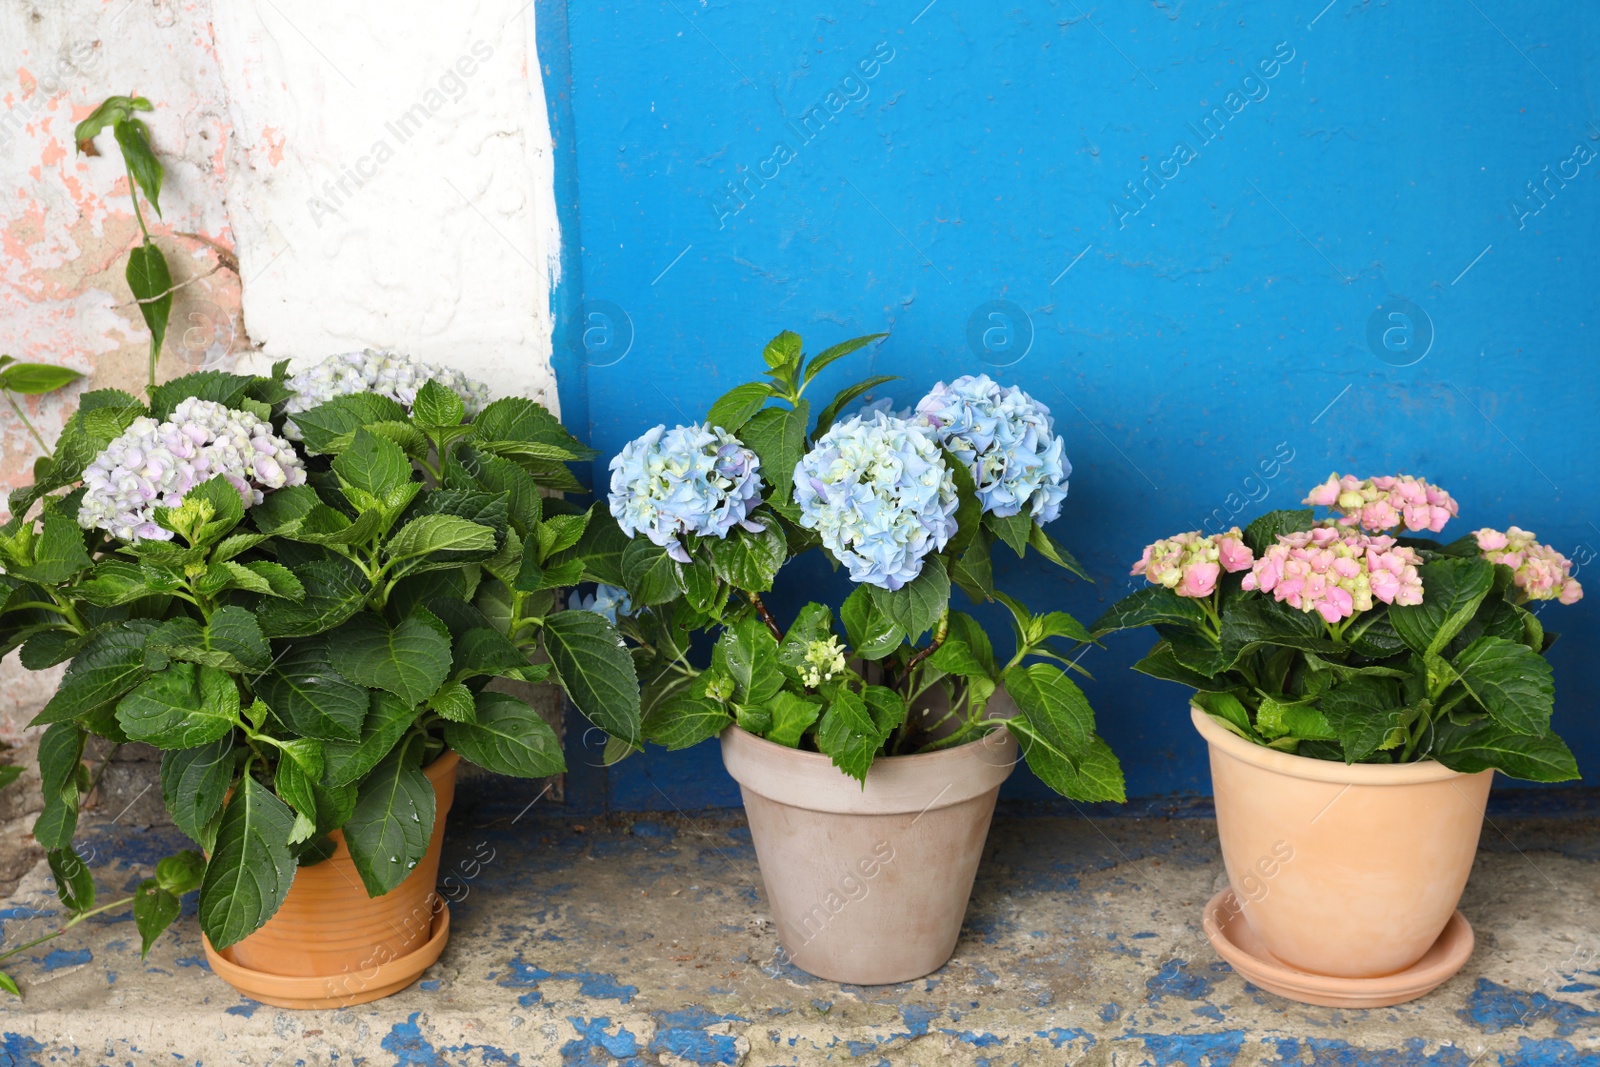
[202,903,450,1009]
[1201,888,1473,1008]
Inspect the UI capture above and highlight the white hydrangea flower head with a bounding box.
[77,398,307,543]
[915,374,1070,523]
[282,348,493,438]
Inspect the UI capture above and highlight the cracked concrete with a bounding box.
[0,787,1596,1065]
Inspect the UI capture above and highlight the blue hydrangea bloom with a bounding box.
[607,423,764,563]
[915,374,1070,523]
[793,411,960,590]
[571,584,633,625]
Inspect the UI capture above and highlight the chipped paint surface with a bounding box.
[1,796,1596,1064]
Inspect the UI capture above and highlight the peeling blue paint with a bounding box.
[560,1016,643,1066]
[1038,1027,1096,1050]
[649,1007,745,1065]
[34,948,90,971]
[1146,958,1224,1002]
[1460,978,1600,1037]
[498,956,638,1007]
[1132,1030,1249,1067]
[1265,1036,1478,1066]
[381,1013,521,1066]
[0,1034,45,1067]
[222,1002,257,1019]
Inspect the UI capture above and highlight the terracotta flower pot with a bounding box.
[201,750,461,1008]
[721,724,1017,985]
[1192,706,1492,980]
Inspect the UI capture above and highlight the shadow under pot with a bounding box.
[1192,707,1491,1007]
[721,719,1017,985]
[202,750,461,1009]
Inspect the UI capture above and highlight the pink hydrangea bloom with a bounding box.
[1303,474,1459,534]
[1131,529,1254,598]
[1242,526,1424,623]
[1474,527,1583,604]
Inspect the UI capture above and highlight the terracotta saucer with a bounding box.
[202,903,450,1010]
[1201,888,1474,1008]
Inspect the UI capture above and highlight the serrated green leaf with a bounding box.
[740,402,809,503]
[328,612,451,706]
[620,537,683,606]
[868,556,949,641]
[256,560,367,638]
[430,680,477,723]
[322,691,418,788]
[199,776,297,949]
[444,691,564,777]
[542,609,641,746]
[344,738,434,897]
[32,622,156,726]
[706,381,773,433]
[765,690,823,747]
[800,333,887,387]
[160,735,235,847]
[413,378,466,427]
[839,585,904,661]
[1390,557,1495,656]
[1453,635,1554,737]
[48,848,95,913]
[116,662,240,749]
[134,879,180,957]
[707,515,787,593]
[813,374,898,439]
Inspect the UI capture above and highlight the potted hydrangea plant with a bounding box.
[0,352,639,1006]
[597,330,1122,984]
[1094,475,1582,1007]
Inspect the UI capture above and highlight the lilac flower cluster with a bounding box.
[78,398,306,542]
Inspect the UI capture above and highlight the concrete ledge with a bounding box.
[0,788,1597,1065]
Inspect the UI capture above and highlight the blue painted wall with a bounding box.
[539,1,1600,808]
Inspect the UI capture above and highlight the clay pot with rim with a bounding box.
[201,750,461,1008]
[1192,706,1492,985]
[721,720,1017,985]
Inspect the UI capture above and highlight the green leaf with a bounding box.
[1008,728,1125,803]
[156,851,207,894]
[0,362,82,395]
[125,242,172,358]
[470,397,597,460]
[413,379,466,427]
[1390,557,1496,656]
[116,662,239,749]
[134,879,181,957]
[812,375,899,438]
[33,722,85,850]
[257,641,367,741]
[146,371,258,422]
[274,751,320,845]
[1345,610,1407,658]
[1219,595,1342,666]
[257,560,368,638]
[564,510,628,586]
[1192,690,1257,740]
[1241,509,1315,555]
[114,118,163,214]
[1133,642,1235,692]
[74,95,150,149]
[72,559,154,607]
[988,513,1033,559]
[868,556,949,641]
[322,691,418,788]
[19,629,84,671]
[542,609,642,746]
[801,333,887,387]
[1089,586,1207,638]
[160,735,235,848]
[329,612,452,707]
[430,680,477,723]
[706,382,774,433]
[48,848,95,913]
[839,586,904,661]
[1315,676,1407,762]
[763,330,802,370]
[290,394,409,454]
[765,690,823,747]
[1002,663,1093,765]
[0,972,17,998]
[620,538,683,606]
[386,514,496,560]
[1029,524,1089,580]
[333,429,413,508]
[1452,636,1554,737]
[345,739,435,897]
[714,616,784,704]
[740,401,809,503]
[815,686,882,782]
[444,692,565,777]
[14,514,91,584]
[241,560,305,600]
[451,627,549,684]
[707,514,787,593]
[1255,695,1337,741]
[199,776,298,950]
[147,606,270,673]
[1431,721,1579,782]
[951,529,995,603]
[643,684,733,750]
[777,602,836,679]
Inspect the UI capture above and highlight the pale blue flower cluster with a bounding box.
[282,349,492,440]
[78,398,307,542]
[607,423,765,563]
[794,411,960,590]
[571,583,633,625]
[915,374,1070,523]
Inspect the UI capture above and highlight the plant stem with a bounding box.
[741,590,783,642]
[903,609,950,674]
[3,390,49,456]
[0,893,138,967]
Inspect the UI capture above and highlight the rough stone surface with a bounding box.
[0,789,1595,1065]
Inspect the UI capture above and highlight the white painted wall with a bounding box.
[0,0,563,738]
[211,1,562,410]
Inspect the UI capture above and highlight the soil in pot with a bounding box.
[201,750,460,1007]
[1193,706,1492,984]
[721,724,1016,985]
